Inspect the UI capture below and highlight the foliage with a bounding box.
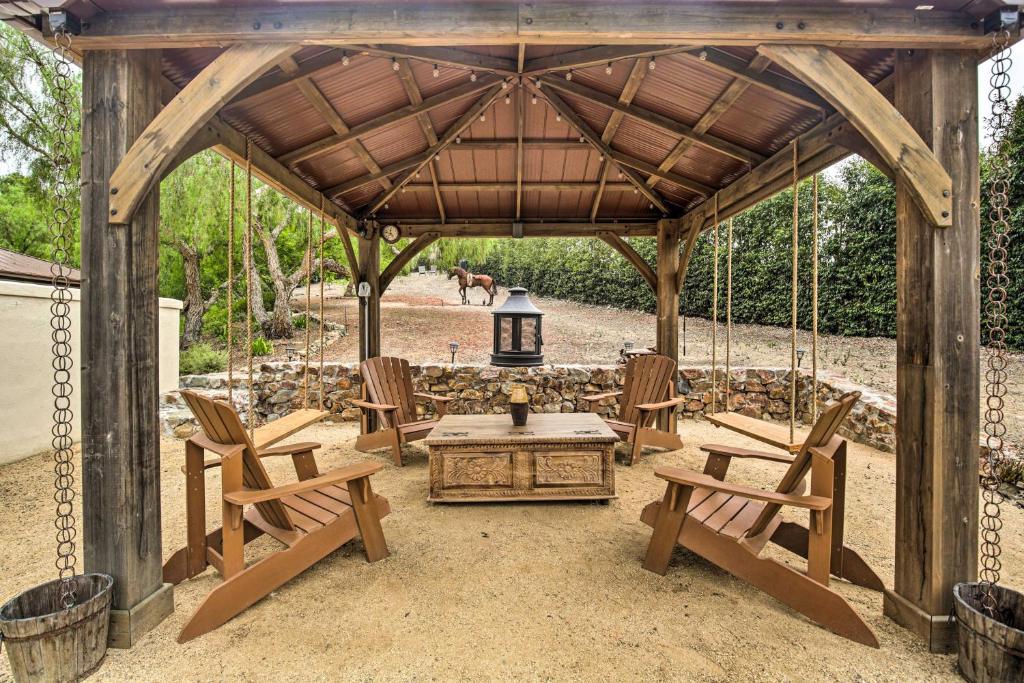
[179,342,228,375]
[251,337,274,357]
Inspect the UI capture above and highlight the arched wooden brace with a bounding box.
[108,42,302,224]
[758,44,952,227]
[598,231,657,291]
[379,232,441,292]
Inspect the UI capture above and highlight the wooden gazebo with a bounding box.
[2,0,1014,653]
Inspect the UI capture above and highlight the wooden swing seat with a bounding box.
[705,411,808,454]
[641,391,885,647]
[164,391,390,643]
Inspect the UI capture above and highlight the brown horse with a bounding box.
[448,267,498,305]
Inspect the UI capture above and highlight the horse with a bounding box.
[448,267,498,305]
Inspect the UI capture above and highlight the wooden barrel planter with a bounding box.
[0,574,113,683]
[954,582,1024,682]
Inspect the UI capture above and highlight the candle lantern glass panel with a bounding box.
[490,288,544,367]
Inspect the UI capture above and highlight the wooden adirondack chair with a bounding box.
[640,391,885,647]
[353,356,454,466]
[581,353,686,465]
[163,390,391,643]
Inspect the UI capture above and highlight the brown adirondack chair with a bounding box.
[639,391,885,647]
[163,390,391,643]
[353,356,454,466]
[581,353,686,465]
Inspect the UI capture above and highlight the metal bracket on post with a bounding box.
[42,11,82,37]
[983,6,1021,34]
[512,222,524,239]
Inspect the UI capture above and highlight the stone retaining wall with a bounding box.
[163,362,897,453]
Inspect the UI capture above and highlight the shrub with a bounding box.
[292,314,307,330]
[180,342,227,375]
[251,337,273,357]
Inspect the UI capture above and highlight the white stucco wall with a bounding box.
[0,280,182,465]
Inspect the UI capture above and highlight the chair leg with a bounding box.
[642,482,692,574]
[629,435,644,466]
[390,429,403,466]
[347,476,390,562]
[770,522,885,592]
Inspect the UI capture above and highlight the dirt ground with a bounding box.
[3,421,1023,682]
[282,273,1022,446]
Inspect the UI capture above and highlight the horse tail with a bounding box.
[490,280,498,296]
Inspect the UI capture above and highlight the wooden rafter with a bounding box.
[531,82,669,215]
[362,84,507,217]
[325,150,433,197]
[379,232,441,290]
[358,45,516,76]
[108,42,301,224]
[392,182,640,192]
[399,222,659,238]
[598,232,657,291]
[451,139,590,150]
[278,74,502,167]
[538,74,764,165]
[591,57,649,221]
[675,218,703,291]
[279,56,391,193]
[677,48,828,111]
[522,45,690,76]
[227,47,345,109]
[648,54,771,191]
[759,44,952,226]
[395,58,446,222]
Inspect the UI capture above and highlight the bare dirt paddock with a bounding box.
[3,421,1022,682]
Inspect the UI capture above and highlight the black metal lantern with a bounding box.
[490,287,544,367]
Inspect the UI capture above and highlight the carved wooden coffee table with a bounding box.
[425,413,618,503]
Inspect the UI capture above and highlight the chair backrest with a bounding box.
[746,391,861,538]
[360,357,418,428]
[619,354,677,426]
[180,390,294,531]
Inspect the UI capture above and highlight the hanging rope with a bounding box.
[711,195,720,415]
[49,28,78,609]
[979,25,1014,614]
[725,217,733,412]
[319,197,326,410]
[245,141,256,437]
[227,162,235,404]
[789,141,799,441]
[811,174,820,422]
[304,209,313,408]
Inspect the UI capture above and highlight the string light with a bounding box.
[633,188,638,194]
[565,70,573,81]
[579,135,585,143]
[648,57,656,71]
[455,136,462,144]
[341,51,350,66]
[501,80,509,90]
[479,112,486,122]
[617,171,623,179]
[470,71,477,82]
[605,62,613,75]
[391,57,399,71]
[555,113,561,122]
[699,50,708,61]
[504,94,512,105]
[432,64,440,78]
[531,95,538,104]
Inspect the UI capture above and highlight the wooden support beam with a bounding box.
[362,84,507,217]
[883,48,979,654]
[325,150,433,197]
[648,54,771,190]
[532,82,669,214]
[538,74,765,165]
[759,44,953,227]
[76,5,990,49]
[676,48,828,111]
[357,234,381,427]
[591,57,649,220]
[609,150,715,197]
[450,139,591,150]
[108,42,300,224]
[394,58,446,222]
[81,48,174,647]
[398,182,638,193]
[278,74,502,167]
[655,218,681,431]
[379,232,441,291]
[523,45,690,75]
[516,84,525,220]
[358,44,517,75]
[227,47,345,109]
[598,232,656,291]
[399,222,658,238]
[675,216,703,292]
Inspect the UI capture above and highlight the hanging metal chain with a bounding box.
[49,28,78,610]
[979,25,1014,615]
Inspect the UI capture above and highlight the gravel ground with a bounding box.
[4,421,1021,682]
[281,273,1021,446]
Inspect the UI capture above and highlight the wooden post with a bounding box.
[80,49,173,648]
[656,219,681,432]
[358,232,381,432]
[883,49,979,654]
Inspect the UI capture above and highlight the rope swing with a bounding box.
[245,140,256,437]
[319,197,326,410]
[303,208,313,408]
[711,194,720,414]
[790,140,799,442]
[227,161,235,404]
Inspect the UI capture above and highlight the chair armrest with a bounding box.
[224,461,384,505]
[636,397,687,412]
[257,441,321,457]
[580,391,622,403]
[699,444,795,464]
[350,399,398,412]
[653,466,832,511]
[414,392,454,403]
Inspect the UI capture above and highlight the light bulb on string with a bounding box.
[605,62,613,75]
[391,57,399,71]
[432,64,439,77]
[648,57,656,71]
[470,71,477,82]
[565,70,573,81]
[341,52,350,66]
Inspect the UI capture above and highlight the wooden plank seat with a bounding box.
[581,353,686,465]
[705,410,809,454]
[354,356,453,465]
[640,391,886,647]
[163,390,391,643]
